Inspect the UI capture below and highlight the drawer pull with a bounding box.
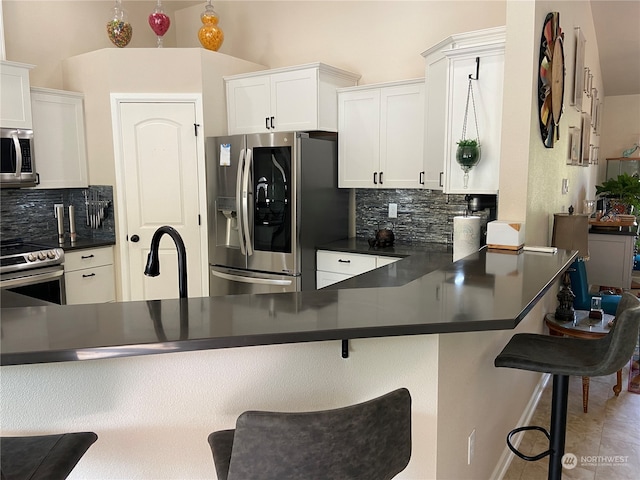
[82,273,96,278]
[81,254,95,259]
[338,259,351,263]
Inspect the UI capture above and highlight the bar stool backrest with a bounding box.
[223,388,412,480]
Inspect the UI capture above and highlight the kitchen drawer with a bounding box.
[64,246,114,272]
[377,256,400,267]
[316,271,352,289]
[65,264,115,304]
[316,250,377,275]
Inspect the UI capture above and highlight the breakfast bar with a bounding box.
[1,247,575,365]
[1,246,576,479]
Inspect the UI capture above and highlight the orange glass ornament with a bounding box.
[198,1,224,51]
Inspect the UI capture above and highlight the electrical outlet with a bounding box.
[467,429,475,465]
[388,203,398,218]
[561,178,569,195]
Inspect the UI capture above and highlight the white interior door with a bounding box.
[118,101,203,300]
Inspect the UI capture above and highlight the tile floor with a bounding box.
[503,280,640,480]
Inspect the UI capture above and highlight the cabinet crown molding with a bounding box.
[224,62,361,83]
[421,25,506,58]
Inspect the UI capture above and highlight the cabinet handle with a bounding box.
[81,254,95,259]
[379,172,383,185]
[82,273,96,278]
[265,117,270,129]
[338,259,351,263]
[270,117,274,129]
[419,171,425,185]
[373,172,378,185]
[439,172,444,187]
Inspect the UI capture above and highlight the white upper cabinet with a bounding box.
[225,63,360,135]
[338,79,425,188]
[422,27,505,193]
[0,61,34,129]
[31,87,89,189]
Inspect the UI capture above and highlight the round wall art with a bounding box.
[538,12,565,148]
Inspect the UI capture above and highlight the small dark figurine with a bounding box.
[368,228,395,248]
[555,271,576,321]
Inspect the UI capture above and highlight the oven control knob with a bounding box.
[37,252,46,261]
[27,253,37,262]
[47,250,56,259]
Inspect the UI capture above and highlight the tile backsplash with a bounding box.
[356,189,492,244]
[1,186,115,243]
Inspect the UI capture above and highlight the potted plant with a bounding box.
[455,139,481,169]
[595,173,640,214]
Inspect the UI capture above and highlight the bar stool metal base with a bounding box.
[506,375,568,480]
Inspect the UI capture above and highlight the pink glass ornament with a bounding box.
[148,0,171,47]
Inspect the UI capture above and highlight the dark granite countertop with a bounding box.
[317,238,447,258]
[32,237,116,252]
[0,245,577,366]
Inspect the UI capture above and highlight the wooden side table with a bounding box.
[544,310,621,413]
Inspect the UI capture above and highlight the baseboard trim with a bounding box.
[490,372,551,480]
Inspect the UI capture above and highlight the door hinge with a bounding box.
[194,123,200,136]
[198,214,201,225]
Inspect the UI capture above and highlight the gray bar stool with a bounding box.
[1,432,97,480]
[207,388,411,480]
[495,293,640,480]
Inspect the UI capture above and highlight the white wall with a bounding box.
[504,0,605,246]
[599,94,640,163]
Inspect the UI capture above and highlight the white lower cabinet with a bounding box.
[585,233,635,290]
[316,250,400,289]
[64,246,115,304]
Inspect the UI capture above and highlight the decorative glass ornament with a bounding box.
[456,79,481,188]
[148,0,171,48]
[106,0,133,48]
[198,1,224,51]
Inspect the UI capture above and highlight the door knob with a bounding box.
[130,234,140,242]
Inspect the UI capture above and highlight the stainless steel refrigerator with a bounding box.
[206,131,349,296]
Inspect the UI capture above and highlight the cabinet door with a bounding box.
[586,234,634,289]
[338,89,380,188]
[0,62,33,129]
[270,68,318,132]
[379,83,424,188]
[444,52,504,193]
[423,57,448,190]
[226,76,271,135]
[31,89,89,189]
[376,256,400,267]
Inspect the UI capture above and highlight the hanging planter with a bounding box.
[456,78,481,189]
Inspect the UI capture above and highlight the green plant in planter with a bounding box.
[455,139,481,188]
[595,173,640,214]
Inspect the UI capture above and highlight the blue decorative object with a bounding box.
[622,144,639,157]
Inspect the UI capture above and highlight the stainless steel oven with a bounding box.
[0,240,65,304]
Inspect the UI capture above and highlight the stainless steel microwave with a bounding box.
[1,128,37,187]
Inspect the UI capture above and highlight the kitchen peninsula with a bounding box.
[1,246,576,480]
[1,247,574,365]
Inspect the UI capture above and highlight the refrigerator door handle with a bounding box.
[236,148,247,256]
[242,148,254,256]
[211,269,293,286]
